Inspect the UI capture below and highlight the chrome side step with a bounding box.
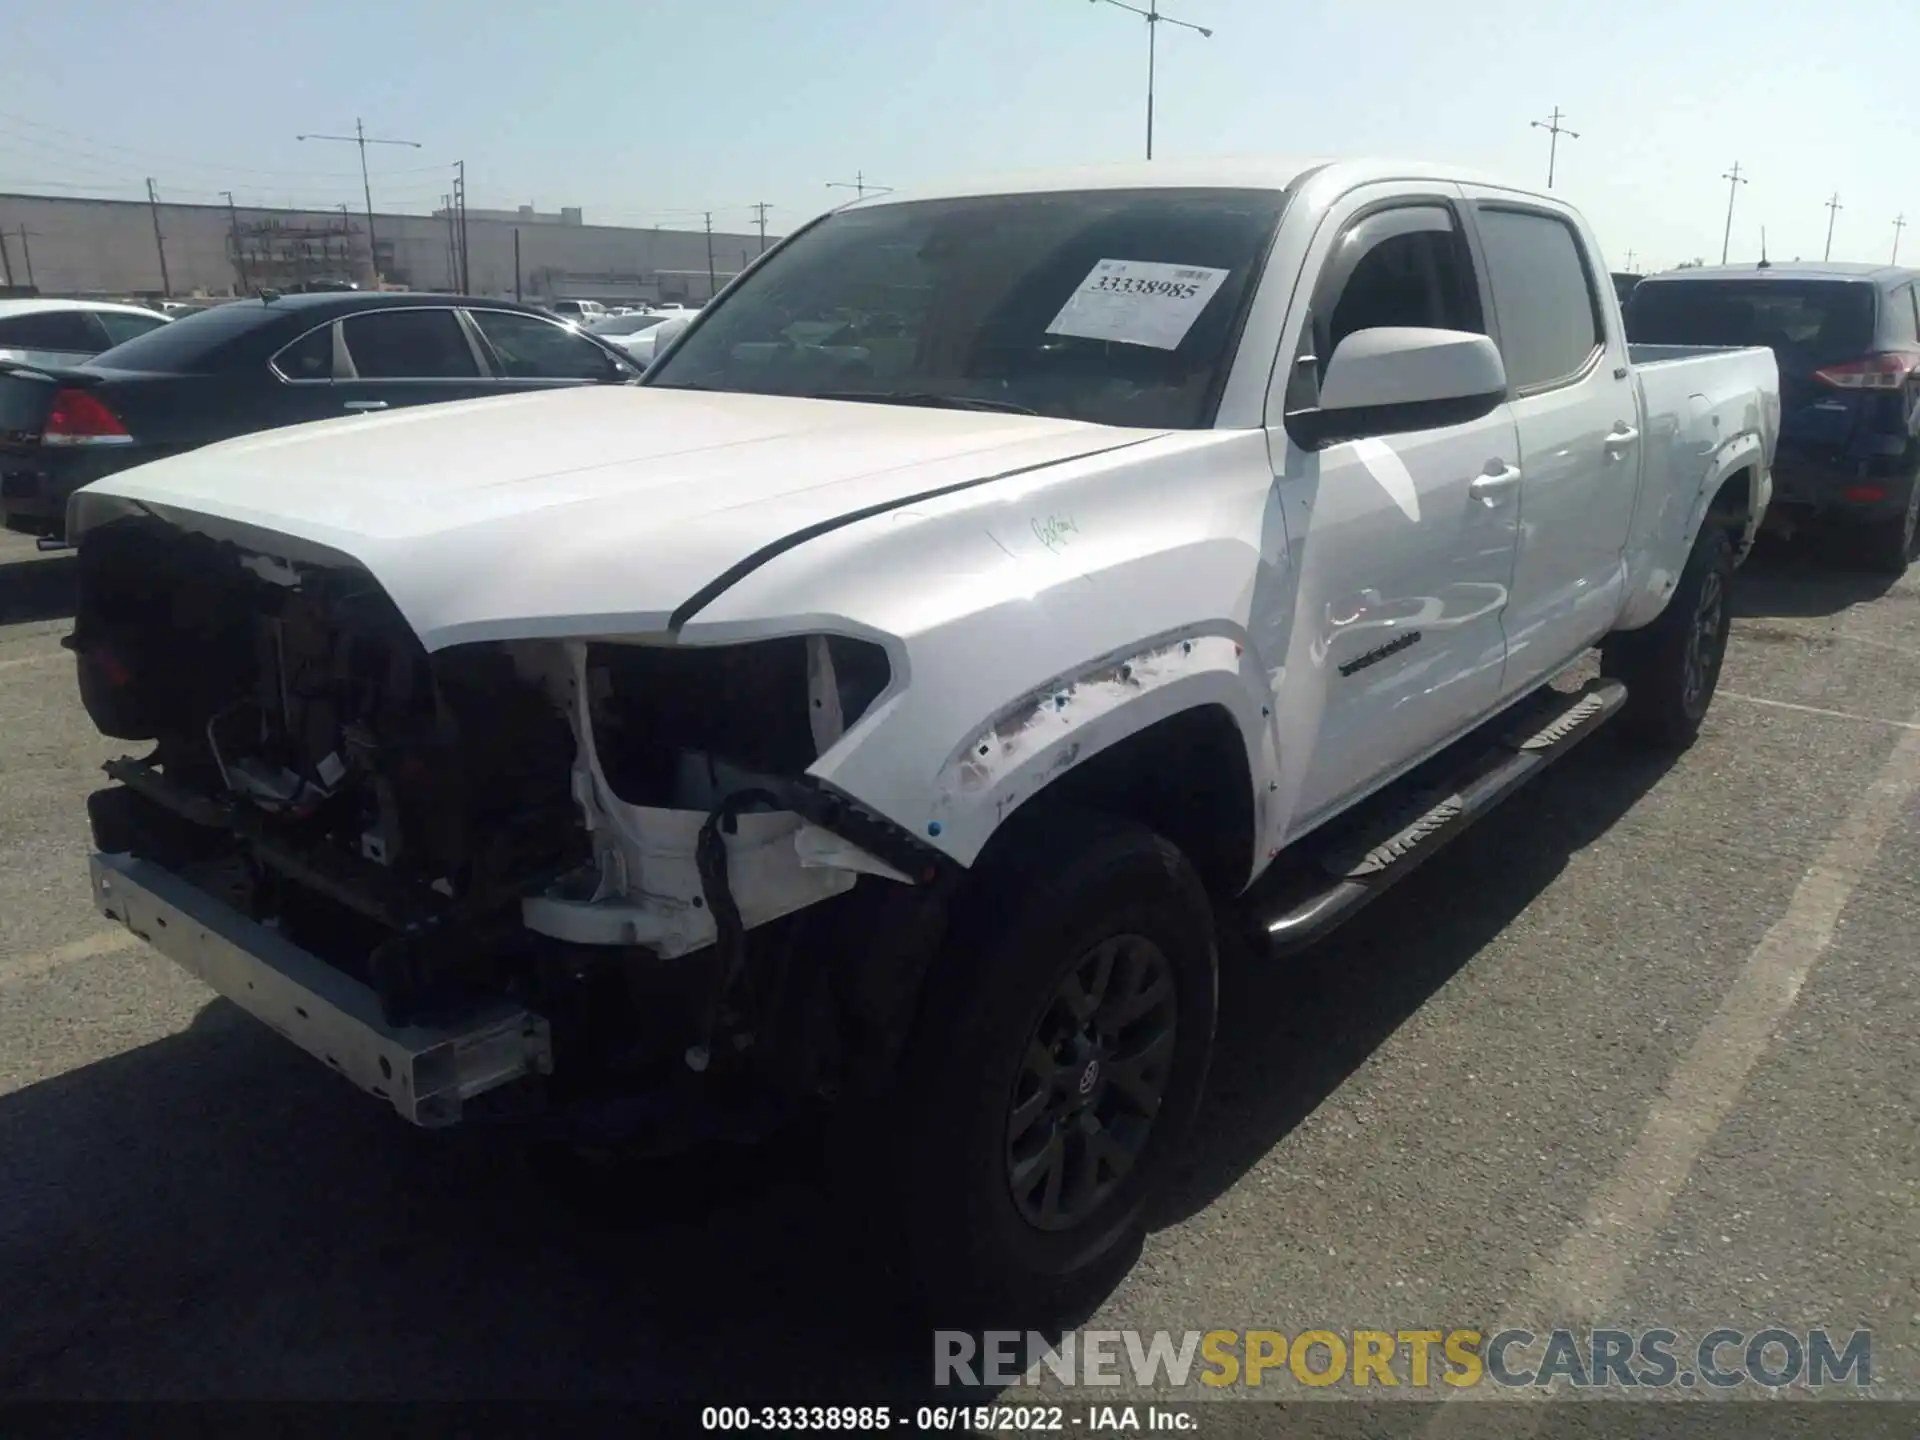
[1260,678,1628,956]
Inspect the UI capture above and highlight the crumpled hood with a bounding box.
[77,384,1161,650]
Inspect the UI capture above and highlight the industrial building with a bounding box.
[0,192,778,306]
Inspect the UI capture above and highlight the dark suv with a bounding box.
[1624,262,1920,573]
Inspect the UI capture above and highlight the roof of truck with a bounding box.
[1640,262,1920,285]
[840,156,1526,208]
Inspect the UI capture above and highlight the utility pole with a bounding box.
[1894,214,1906,265]
[750,201,772,254]
[1824,192,1843,262]
[1530,107,1579,189]
[0,229,12,288]
[704,211,716,298]
[1623,248,1636,273]
[296,118,422,286]
[826,171,893,200]
[455,160,470,294]
[145,178,172,297]
[1719,162,1747,265]
[15,225,37,289]
[1085,0,1214,161]
[513,228,523,302]
[443,195,458,290]
[222,191,249,294]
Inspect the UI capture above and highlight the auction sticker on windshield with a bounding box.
[1045,258,1231,350]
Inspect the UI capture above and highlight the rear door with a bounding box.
[1264,185,1523,832]
[465,308,640,391]
[1459,192,1638,695]
[332,306,494,416]
[0,309,111,368]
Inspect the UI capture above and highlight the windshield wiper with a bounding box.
[806,389,1040,416]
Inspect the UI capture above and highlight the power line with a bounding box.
[1530,106,1579,189]
[1084,0,1214,161]
[0,113,441,183]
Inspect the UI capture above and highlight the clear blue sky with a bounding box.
[5,0,1917,270]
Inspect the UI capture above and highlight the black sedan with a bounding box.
[0,291,645,541]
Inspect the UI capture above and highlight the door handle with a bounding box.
[1604,424,1640,453]
[343,399,389,411]
[1469,462,1522,502]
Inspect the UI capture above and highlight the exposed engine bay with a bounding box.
[69,513,950,1139]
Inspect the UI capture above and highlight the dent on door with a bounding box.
[1269,418,1519,831]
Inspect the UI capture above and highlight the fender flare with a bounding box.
[923,631,1268,867]
[1617,432,1768,632]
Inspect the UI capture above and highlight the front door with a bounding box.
[1262,187,1523,836]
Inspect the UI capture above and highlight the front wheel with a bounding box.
[892,814,1218,1318]
[1602,522,1735,750]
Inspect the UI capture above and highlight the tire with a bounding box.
[891,813,1218,1319]
[1856,473,1918,577]
[1601,522,1735,750]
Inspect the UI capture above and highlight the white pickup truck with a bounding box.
[65,157,1778,1313]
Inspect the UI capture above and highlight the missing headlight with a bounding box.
[585,634,890,807]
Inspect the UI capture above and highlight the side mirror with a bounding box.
[1286,327,1508,451]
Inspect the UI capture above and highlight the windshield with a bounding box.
[1624,278,1877,368]
[646,187,1288,428]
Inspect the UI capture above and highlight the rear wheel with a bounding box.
[892,814,1218,1318]
[1855,474,1919,576]
[1602,522,1735,750]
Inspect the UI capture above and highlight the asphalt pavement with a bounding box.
[0,526,1914,1411]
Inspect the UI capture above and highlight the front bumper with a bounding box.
[89,851,554,1126]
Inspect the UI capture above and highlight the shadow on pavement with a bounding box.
[1732,536,1904,619]
[0,552,76,626]
[1156,732,1681,1226]
[0,737,1681,1403]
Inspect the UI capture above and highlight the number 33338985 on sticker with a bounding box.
[1045,258,1231,351]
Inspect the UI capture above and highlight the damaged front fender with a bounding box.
[927,631,1263,855]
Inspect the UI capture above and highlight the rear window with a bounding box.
[88,301,274,372]
[1624,279,1876,365]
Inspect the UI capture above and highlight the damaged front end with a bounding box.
[70,511,950,1141]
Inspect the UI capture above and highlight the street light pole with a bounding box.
[1086,0,1213,161]
[826,172,892,200]
[1530,107,1579,189]
[1823,192,1843,262]
[1719,162,1747,265]
[296,118,422,286]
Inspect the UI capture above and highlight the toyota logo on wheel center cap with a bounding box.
[1077,1059,1100,1095]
